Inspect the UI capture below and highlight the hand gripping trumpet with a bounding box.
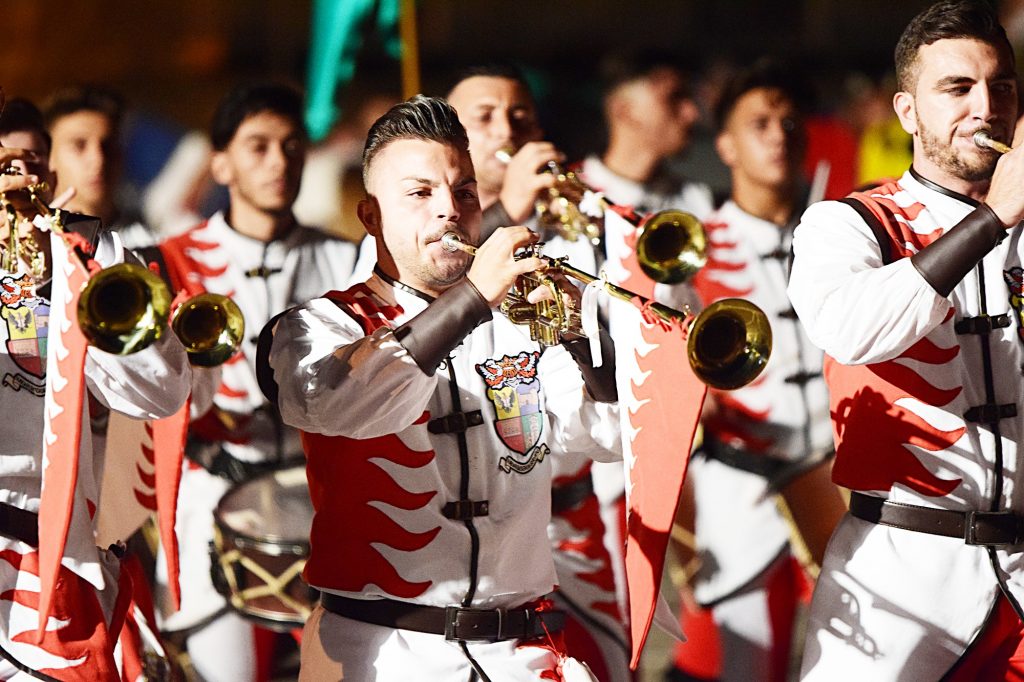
[0,170,243,365]
[496,147,708,281]
[441,232,772,390]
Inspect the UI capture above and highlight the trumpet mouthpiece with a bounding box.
[495,148,514,164]
[440,232,473,254]
[974,130,1012,154]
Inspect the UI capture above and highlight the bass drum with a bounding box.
[210,465,317,631]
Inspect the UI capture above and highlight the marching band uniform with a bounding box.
[261,270,620,681]
[153,211,356,679]
[686,199,830,680]
[0,222,192,680]
[788,168,1024,679]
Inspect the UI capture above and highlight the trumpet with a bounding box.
[0,173,244,365]
[496,147,708,282]
[441,232,771,390]
[974,129,1013,154]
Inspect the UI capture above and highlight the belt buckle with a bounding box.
[964,510,1018,547]
[444,605,507,642]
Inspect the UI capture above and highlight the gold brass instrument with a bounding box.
[171,293,245,367]
[974,129,1012,154]
[0,170,243,364]
[441,232,771,390]
[496,148,708,279]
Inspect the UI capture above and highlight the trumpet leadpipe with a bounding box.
[973,130,1013,154]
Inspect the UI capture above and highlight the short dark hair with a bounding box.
[598,49,689,99]
[713,58,812,132]
[209,81,306,151]
[43,85,123,132]
[361,95,469,186]
[0,98,50,152]
[444,62,532,98]
[895,0,1013,91]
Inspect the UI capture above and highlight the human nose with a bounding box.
[434,188,460,222]
[971,85,995,120]
[489,111,513,142]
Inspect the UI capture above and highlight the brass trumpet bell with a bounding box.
[172,293,245,367]
[636,210,707,284]
[688,298,772,390]
[77,263,172,355]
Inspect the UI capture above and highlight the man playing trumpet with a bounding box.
[788,1,1024,678]
[259,95,621,680]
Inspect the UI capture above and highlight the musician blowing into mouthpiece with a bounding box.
[257,95,623,681]
[787,1,1024,679]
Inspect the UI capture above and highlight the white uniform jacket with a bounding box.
[788,169,1024,679]
[0,226,191,679]
[266,273,621,608]
[690,200,831,604]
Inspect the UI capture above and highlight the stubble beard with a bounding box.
[917,114,997,183]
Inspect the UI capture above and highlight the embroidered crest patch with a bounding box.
[1,273,48,380]
[1005,267,1024,343]
[476,351,549,474]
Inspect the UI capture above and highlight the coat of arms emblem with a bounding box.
[1,274,48,381]
[476,350,549,474]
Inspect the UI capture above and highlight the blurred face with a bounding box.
[447,76,542,193]
[617,67,699,156]
[895,38,1017,185]
[359,138,480,295]
[0,129,54,206]
[717,87,804,192]
[211,110,306,217]
[49,110,119,214]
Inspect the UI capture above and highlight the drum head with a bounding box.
[217,466,313,545]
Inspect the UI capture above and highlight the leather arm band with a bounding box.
[561,329,617,403]
[481,202,515,241]
[393,279,492,375]
[910,204,1007,297]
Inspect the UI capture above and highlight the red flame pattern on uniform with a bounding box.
[827,312,964,496]
[552,467,620,623]
[298,285,443,596]
[132,422,158,511]
[1,548,129,680]
[849,182,944,258]
[692,220,754,303]
[302,413,441,598]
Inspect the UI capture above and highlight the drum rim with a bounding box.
[214,522,310,556]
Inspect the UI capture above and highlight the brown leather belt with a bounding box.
[551,474,594,515]
[319,593,564,642]
[849,492,1024,547]
[0,501,38,547]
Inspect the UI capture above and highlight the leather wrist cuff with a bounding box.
[394,280,492,375]
[561,329,617,403]
[910,204,1007,297]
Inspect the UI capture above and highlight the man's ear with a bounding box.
[715,131,737,169]
[893,91,917,136]
[210,151,232,186]
[358,196,381,237]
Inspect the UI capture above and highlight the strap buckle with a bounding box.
[428,410,484,434]
[442,499,490,521]
[954,313,1011,335]
[964,510,1021,547]
[963,402,1017,424]
[443,605,510,642]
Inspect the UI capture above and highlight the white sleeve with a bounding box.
[85,325,192,418]
[540,346,622,463]
[787,200,951,365]
[84,228,193,418]
[268,297,438,438]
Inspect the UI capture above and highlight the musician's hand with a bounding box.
[985,141,1024,228]
[0,148,40,195]
[525,268,582,311]
[499,142,562,223]
[467,225,544,308]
